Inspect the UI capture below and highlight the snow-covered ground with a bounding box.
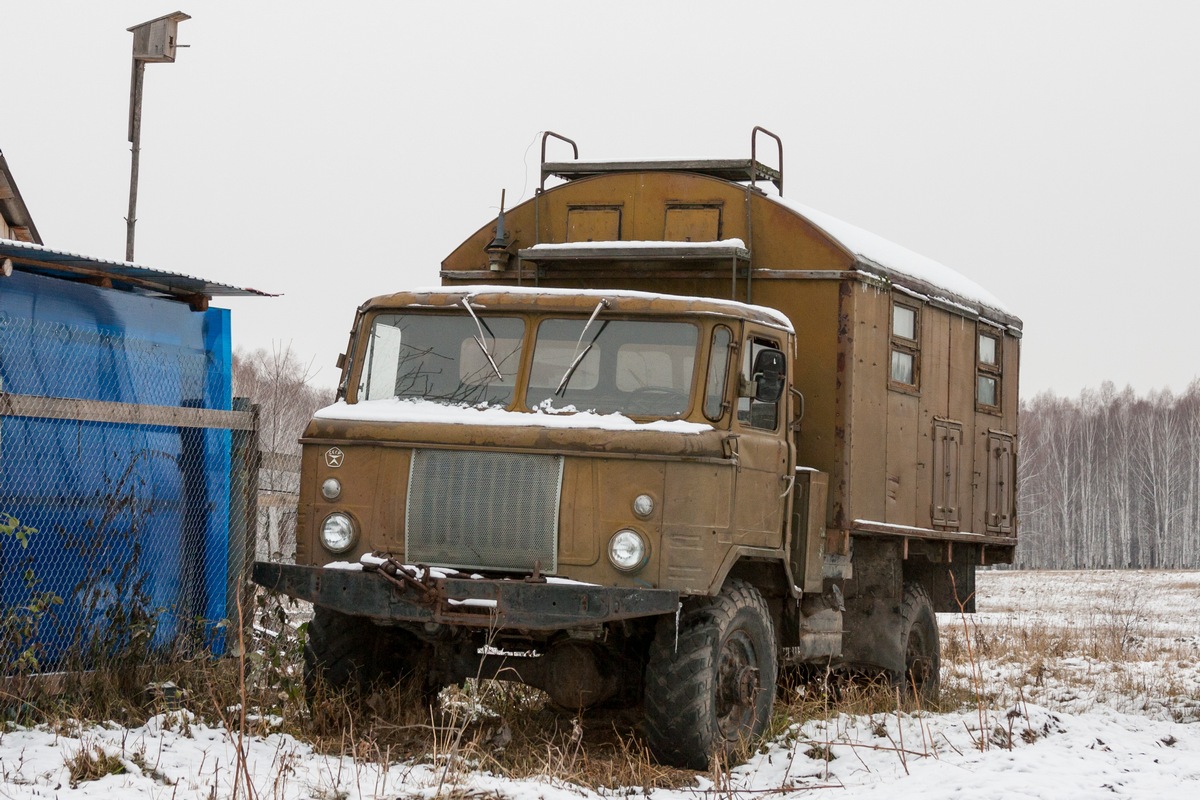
[3,570,1199,799]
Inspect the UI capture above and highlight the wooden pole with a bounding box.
[125,59,145,263]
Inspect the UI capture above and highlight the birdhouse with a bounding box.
[128,11,190,63]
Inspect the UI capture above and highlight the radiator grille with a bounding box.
[406,449,563,572]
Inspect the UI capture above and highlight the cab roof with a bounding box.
[359,285,794,332]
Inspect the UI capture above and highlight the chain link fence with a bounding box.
[0,298,260,676]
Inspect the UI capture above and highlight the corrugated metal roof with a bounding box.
[0,237,273,308]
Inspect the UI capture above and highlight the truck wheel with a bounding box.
[304,608,441,705]
[644,579,777,769]
[304,607,378,695]
[898,583,940,704]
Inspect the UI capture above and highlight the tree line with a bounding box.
[1017,381,1200,569]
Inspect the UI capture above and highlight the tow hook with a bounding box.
[368,557,441,604]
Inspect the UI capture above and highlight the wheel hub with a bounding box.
[734,664,759,705]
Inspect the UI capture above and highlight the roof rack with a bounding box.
[539,126,784,195]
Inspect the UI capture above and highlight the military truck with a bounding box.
[253,129,1020,769]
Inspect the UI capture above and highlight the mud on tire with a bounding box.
[643,579,777,769]
[304,607,440,703]
[897,582,940,704]
[303,607,379,695]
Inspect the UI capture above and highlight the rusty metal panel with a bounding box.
[297,442,385,566]
[662,462,734,592]
[792,470,828,592]
[593,458,665,578]
[558,457,598,566]
[371,446,412,555]
[252,562,680,630]
[664,205,721,242]
[566,206,621,242]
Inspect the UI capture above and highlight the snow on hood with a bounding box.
[314,397,714,434]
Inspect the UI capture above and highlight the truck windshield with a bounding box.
[360,312,525,406]
[527,319,698,417]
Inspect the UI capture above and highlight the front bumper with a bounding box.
[252,560,680,631]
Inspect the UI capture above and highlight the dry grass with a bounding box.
[298,679,695,790]
[6,571,1198,792]
[65,739,128,786]
[939,575,1200,723]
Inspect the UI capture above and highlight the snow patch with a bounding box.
[761,190,1013,315]
[322,560,362,571]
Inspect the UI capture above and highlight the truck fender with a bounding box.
[708,546,797,600]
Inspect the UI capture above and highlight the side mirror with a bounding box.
[752,348,786,402]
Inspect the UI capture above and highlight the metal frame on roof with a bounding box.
[0,238,272,311]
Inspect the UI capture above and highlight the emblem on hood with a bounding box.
[325,447,344,468]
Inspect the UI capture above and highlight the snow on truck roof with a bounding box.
[761,190,1014,320]
[363,283,795,331]
[536,163,1015,324]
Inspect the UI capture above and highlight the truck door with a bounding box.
[732,332,792,547]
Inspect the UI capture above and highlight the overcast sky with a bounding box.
[3,1,1198,397]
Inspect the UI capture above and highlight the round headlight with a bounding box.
[632,493,655,518]
[321,478,342,500]
[608,529,648,572]
[320,512,357,553]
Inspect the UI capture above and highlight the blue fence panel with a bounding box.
[0,270,233,670]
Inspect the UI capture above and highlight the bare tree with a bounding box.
[233,344,335,561]
[1017,381,1200,569]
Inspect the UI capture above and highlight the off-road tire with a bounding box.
[303,607,379,696]
[897,583,940,704]
[305,607,442,706]
[643,579,777,769]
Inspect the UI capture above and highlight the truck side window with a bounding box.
[890,300,920,391]
[738,336,782,430]
[977,325,1002,412]
[703,326,732,420]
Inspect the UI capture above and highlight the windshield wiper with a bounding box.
[555,299,609,397]
[461,296,503,382]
